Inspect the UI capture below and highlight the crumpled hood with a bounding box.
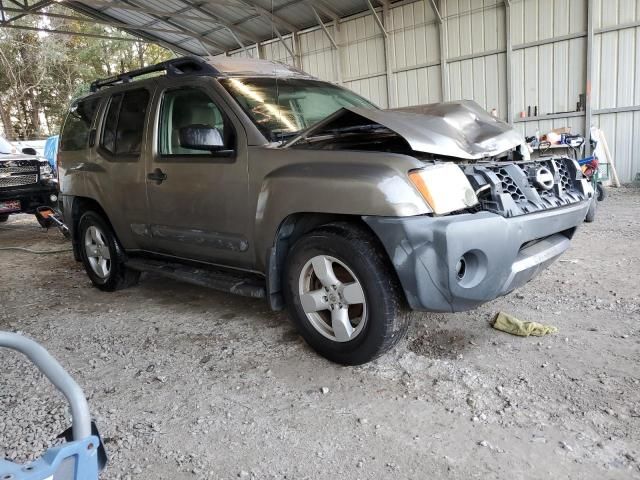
[287,100,525,160]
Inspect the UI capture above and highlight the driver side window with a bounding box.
[159,88,233,156]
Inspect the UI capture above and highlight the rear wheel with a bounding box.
[284,222,410,365]
[78,211,140,291]
[0,214,8,223]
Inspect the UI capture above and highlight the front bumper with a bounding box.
[0,181,58,214]
[364,200,590,312]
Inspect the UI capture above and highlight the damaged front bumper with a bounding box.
[364,200,590,312]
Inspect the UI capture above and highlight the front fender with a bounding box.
[253,159,430,270]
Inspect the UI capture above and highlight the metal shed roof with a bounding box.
[62,0,385,56]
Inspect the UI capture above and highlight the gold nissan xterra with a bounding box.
[59,57,593,364]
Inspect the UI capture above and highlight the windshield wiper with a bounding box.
[272,131,300,142]
[324,124,389,135]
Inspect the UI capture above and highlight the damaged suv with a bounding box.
[59,57,592,364]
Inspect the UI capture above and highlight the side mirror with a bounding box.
[178,124,225,151]
[22,147,37,156]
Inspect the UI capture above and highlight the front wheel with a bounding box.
[78,211,140,291]
[0,214,8,223]
[283,222,410,365]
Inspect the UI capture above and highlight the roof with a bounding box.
[65,0,382,56]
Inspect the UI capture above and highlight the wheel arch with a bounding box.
[67,196,119,261]
[265,212,403,311]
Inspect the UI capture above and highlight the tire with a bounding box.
[283,222,410,365]
[78,211,140,291]
[596,182,606,202]
[585,197,597,223]
[0,214,8,223]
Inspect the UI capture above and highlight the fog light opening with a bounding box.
[456,257,467,280]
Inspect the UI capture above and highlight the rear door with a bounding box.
[58,96,102,199]
[87,86,153,249]
[142,78,252,269]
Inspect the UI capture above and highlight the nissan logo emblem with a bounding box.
[534,167,555,190]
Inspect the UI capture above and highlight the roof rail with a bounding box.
[89,56,219,92]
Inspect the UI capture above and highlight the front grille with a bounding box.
[493,167,526,202]
[0,165,36,174]
[464,157,590,217]
[0,160,39,189]
[0,174,38,188]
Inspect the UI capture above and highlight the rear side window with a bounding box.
[100,89,149,156]
[60,98,101,151]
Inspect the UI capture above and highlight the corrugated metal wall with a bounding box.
[226,0,640,181]
[591,0,640,182]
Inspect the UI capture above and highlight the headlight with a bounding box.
[408,164,478,215]
[39,163,53,179]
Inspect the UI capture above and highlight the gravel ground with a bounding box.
[1,188,639,479]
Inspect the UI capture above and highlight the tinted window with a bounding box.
[60,98,101,151]
[101,94,122,154]
[159,88,233,156]
[100,89,149,156]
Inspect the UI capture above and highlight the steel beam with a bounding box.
[0,7,227,40]
[505,0,513,124]
[427,0,442,23]
[0,23,152,41]
[381,1,395,108]
[585,0,594,155]
[436,0,448,101]
[64,1,189,55]
[308,0,339,22]
[366,0,388,38]
[1,0,52,25]
[310,6,338,50]
[239,0,299,33]
[117,0,228,52]
[272,25,297,64]
[333,19,343,84]
[65,0,226,53]
[173,0,260,44]
[513,111,585,123]
[67,0,232,25]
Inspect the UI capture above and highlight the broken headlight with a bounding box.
[409,164,478,215]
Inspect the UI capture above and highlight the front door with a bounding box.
[143,79,252,269]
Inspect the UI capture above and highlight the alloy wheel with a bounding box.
[298,255,367,342]
[84,225,111,279]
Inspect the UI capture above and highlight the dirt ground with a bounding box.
[1,188,639,480]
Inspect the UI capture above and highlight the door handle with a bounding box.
[147,168,167,185]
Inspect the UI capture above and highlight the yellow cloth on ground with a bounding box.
[492,311,558,337]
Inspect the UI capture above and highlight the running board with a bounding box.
[126,258,266,299]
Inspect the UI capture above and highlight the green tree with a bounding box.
[0,4,174,139]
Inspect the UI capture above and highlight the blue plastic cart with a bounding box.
[0,332,106,480]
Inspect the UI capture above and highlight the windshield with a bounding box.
[0,136,12,154]
[220,77,378,141]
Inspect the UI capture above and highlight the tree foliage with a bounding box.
[0,4,173,139]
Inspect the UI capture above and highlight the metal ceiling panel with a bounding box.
[65,0,395,56]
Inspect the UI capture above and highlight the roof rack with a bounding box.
[89,56,219,92]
